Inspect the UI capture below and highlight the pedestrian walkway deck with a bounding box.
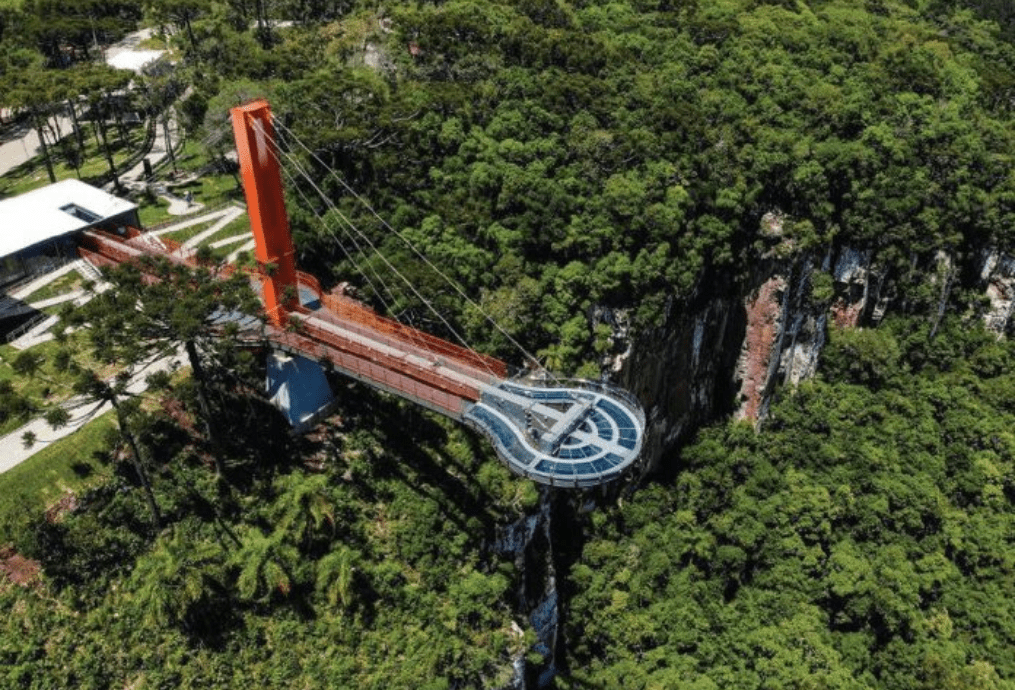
[463,380,644,488]
[76,224,646,488]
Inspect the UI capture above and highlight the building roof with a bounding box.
[106,48,166,73]
[0,180,137,259]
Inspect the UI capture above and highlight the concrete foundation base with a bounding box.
[266,351,335,433]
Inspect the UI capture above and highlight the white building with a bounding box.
[0,179,138,287]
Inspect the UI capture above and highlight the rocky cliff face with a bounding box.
[980,249,1015,337]
[614,288,743,474]
[607,214,1014,475]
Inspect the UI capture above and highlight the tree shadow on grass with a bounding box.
[70,460,93,478]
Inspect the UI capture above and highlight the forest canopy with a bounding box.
[564,317,1015,688]
[2,0,1015,689]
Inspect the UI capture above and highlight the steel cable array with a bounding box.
[270,118,558,384]
[256,118,508,380]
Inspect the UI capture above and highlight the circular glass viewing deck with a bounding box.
[463,379,645,488]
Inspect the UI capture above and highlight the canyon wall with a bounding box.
[611,217,1015,476]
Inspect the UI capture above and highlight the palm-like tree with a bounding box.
[315,545,360,610]
[271,472,336,552]
[230,527,301,601]
[129,529,225,629]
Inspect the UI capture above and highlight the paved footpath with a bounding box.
[0,348,185,475]
[0,115,73,179]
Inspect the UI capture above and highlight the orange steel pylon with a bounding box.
[230,100,298,326]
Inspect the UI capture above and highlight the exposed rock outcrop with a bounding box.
[616,292,743,473]
[606,208,1015,478]
[734,275,786,422]
[980,249,1015,337]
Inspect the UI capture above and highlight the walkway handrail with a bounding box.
[508,376,646,430]
[5,311,48,343]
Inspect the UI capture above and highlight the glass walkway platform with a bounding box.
[463,378,645,488]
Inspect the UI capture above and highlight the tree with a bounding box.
[76,63,133,191]
[63,256,262,476]
[18,254,259,526]
[128,527,226,630]
[315,545,360,610]
[144,0,210,54]
[138,73,184,174]
[230,527,300,601]
[13,347,164,529]
[270,471,336,552]
[2,50,57,182]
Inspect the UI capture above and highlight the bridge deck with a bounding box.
[463,380,644,488]
[74,226,645,488]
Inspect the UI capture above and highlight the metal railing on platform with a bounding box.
[5,311,47,343]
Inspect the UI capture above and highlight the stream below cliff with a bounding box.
[496,488,562,689]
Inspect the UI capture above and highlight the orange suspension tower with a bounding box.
[223,100,645,485]
[230,100,298,326]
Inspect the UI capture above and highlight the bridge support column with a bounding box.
[266,352,335,433]
[230,100,299,326]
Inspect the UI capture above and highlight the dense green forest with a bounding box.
[2,0,1015,689]
[565,317,1015,688]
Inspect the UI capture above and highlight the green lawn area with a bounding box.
[0,334,112,437]
[138,171,245,230]
[205,213,251,245]
[179,171,244,208]
[39,300,75,317]
[163,211,250,246]
[162,221,212,244]
[0,410,116,545]
[210,237,254,262]
[137,34,168,50]
[24,270,84,304]
[136,197,174,229]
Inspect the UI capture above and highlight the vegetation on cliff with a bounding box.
[564,317,1015,688]
[2,0,1015,689]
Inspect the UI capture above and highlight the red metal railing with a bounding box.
[79,231,143,264]
[77,229,497,419]
[294,269,506,380]
[77,247,117,269]
[295,311,481,402]
[265,323,469,416]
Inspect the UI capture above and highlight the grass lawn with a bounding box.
[204,213,251,245]
[181,171,245,209]
[23,270,84,304]
[139,171,245,230]
[0,410,116,545]
[211,237,254,262]
[137,198,176,229]
[162,221,212,244]
[163,211,251,246]
[0,334,116,437]
[39,300,75,317]
[137,34,169,50]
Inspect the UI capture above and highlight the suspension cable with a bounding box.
[276,153,397,320]
[272,118,555,380]
[272,126,403,316]
[255,119,504,379]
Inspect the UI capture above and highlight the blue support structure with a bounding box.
[266,351,334,433]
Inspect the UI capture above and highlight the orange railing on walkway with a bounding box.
[294,269,506,380]
[76,230,497,420]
